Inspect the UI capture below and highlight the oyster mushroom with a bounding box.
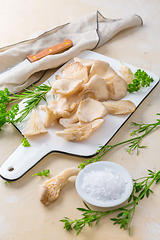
[51,78,83,97]
[88,60,127,100]
[106,75,127,101]
[39,167,79,206]
[49,98,71,117]
[56,119,104,141]
[103,100,136,115]
[90,118,104,130]
[39,98,71,128]
[74,57,95,71]
[77,98,108,123]
[61,62,89,83]
[106,81,115,95]
[119,65,134,84]
[59,113,79,128]
[59,114,104,129]
[56,124,93,141]
[64,87,84,109]
[82,74,109,101]
[23,109,47,136]
[89,60,116,81]
[39,105,58,128]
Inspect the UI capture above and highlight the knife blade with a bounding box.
[0,39,73,74]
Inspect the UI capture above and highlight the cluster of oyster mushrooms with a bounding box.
[23,58,136,141]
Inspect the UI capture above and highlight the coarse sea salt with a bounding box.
[81,168,127,201]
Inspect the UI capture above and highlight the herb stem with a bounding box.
[79,116,160,169]
[61,170,160,235]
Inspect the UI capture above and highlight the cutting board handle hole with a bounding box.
[8,167,14,172]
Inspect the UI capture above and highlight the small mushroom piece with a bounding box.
[59,116,104,129]
[49,98,71,117]
[89,60,116,81]
[106,81,115,95]
[119,65,134,84]
[56,119,104,141]
[103,100,136,115]
[65,88,84,108]
[39,167,80,206]
[39,105,58,128]
[90,118,104,130]
[106,75,127,101]
[88,60,127,101]
[51,78,83,97]
[77,98,108,123]
[23,109,47,136]
[74,57,95,71]
[59,113,79,128]
[61,62,89,83]
[39,98,71,128]
[83,74,109,101]
[56,124,93,141]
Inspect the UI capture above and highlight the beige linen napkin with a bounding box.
[0,11,142,93]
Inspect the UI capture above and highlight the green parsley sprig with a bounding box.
[61,169,160,235]
[78,113,160,170]
[0,88,19,131]
[0,83,52,131]
[127,69,154,93]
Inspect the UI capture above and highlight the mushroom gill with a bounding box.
[103,100,136,115]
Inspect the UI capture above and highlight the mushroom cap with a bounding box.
[59,113,79,128]
[74,57,95,70]
[106,75,127,101]
[51,78,83,97]
[83,74,109,101]
[89,60,116,81]
[56,124,93,141]
[56,118,105,141]
[119,65,134,85]
[90,118,104,130]
[49,98,71,117]
[77,98,108,123]
[39,105,59,128]
[103,100,136,115]
[61,62,89,83]
[23,109,47,136]
[39,98,71,128]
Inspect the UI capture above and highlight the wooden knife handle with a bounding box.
[27,39,73,63]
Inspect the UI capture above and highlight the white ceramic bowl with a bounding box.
[75,161,133,208]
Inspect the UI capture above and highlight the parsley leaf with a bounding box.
[0,84,51,131]
[21,137,31,147]
[127,69,154,93]
[4,181,11,184]
[32,169,50,177]
[0,88,19,130]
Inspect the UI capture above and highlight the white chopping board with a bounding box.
[0,50,159,181]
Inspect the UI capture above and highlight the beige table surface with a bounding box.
[0,0,160,239]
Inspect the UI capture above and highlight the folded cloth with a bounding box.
[0,11,143,93]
